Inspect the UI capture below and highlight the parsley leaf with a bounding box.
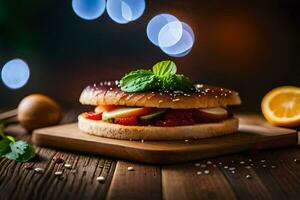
[4,141,36,162]
[0,123,36,162]
[120,70,157,92]
[152,60,177,77]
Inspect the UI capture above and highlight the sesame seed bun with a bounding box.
[79,81,241,109]
[78,114,238,140]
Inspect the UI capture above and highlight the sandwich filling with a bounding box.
[82,105,232,127]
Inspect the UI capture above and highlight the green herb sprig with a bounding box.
[0,123,36,162]
[120,60,195,92]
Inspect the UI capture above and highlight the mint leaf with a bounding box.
[4,140,36,162]
[160,74,195,91]
[152,60,177,77]
[120,70,157,92]
[0,137,10,156]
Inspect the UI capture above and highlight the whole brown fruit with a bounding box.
[17,94,63,131]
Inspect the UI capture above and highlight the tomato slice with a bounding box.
[85,112,102,120]
[114,116,138,126]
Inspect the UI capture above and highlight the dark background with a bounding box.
[0,0,299,112]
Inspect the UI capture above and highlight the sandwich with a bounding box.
[78,60,241,140]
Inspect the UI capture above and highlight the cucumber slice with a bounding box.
[139,109,167,122]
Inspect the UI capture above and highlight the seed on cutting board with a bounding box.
[229,167,236,171]
[261,159,266,163]
[53,155,64,163]
[218,162,222,165]
[24,163,34,170]
[196,171,202,175]
[231,170,235,174]
[246,174,252,179]
[294,158,299,163]
[224,166,228,169]
[250,163,254,166]
[204,170,210,175]
[127,166,134,171]
[206,161,212,165]
[271,165,277,169]
[64,164,72,169]
[240,161,245,165]
[96,176,105,182]
[262,164,267,168]
[54,171,63,176]
[200,164,207,168]
[245,166,252,169]
[195,163,201,167]
[34,168,45,174]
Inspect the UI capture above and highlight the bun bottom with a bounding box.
[78,114,238,141]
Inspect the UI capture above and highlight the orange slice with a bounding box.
[261,86,300,127]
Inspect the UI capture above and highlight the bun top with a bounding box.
[79,81,241,109]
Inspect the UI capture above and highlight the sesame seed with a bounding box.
[141,139,144,143]
[96,176,105,182]
[195,163,201,167]
[64,164,72,169]
[240,161,245,165]
[206,161,212,165]
[262,164,267,168]
[261,159,266,163]
[127,166,134,171]
[197,171,202,175]
[231,170,236,174]
[34,168,45,174]
[172,98,180,102]
[184,139,189,142]
[271,165,277,169]
[248,159,252,162]
[54,171,63,176]
[224,166,228,169]
[200,164,207,168]
[246,174,252,179]
[245,166,252,169]
[294,158,300,163]
[218,162,222,165]
[204,170,210,175]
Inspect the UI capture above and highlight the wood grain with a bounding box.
[32,122,298,164]
[162,162,236,200]
[106,161,162,200]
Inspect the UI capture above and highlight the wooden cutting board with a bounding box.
[32,117,298,164]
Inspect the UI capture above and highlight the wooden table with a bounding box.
[1,111,300,200]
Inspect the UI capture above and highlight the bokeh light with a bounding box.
[106,0,145,24]
[147,14,195,57]
[147,14,182,47]
[72,0,106,20]
[1,59,30,89]
[160,22,195,57]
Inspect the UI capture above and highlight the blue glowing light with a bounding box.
[160,22,195,57]
[106,0,145,24]
[1,59,30,89]
[72,0,106,20]
[147,14,182,47]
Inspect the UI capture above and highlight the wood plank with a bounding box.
[32,122,298,164]
[162,162,236,200]
[106,161,162,200]
[217,155,273,200]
